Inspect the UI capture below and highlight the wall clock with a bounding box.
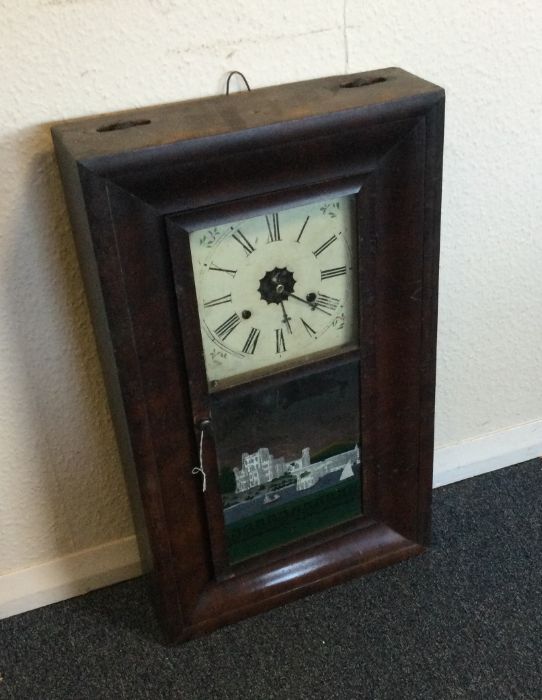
[53,67,445,641]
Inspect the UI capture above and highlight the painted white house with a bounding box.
[233,447,288,492]
[233,444,360,493]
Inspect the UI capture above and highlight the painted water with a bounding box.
[223,462,361,525]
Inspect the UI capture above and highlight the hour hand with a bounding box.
[289,292,332,316]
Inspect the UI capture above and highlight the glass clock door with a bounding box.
[173,192,363,565]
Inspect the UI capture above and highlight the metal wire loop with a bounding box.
[225,71,251,95]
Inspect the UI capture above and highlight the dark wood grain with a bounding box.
[52,67,445,641]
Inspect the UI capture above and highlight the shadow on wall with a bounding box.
[0,124,134,575]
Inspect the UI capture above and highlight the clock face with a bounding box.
[189,195,357,388]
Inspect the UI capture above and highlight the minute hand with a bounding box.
[280,300,293,334]
[289,293,332,316]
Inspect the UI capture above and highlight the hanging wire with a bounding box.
[225,71,251,95]
[192,424,208,492]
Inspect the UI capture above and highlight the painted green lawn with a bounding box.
[226,476,362,563]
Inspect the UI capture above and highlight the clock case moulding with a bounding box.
[52,67,445,642]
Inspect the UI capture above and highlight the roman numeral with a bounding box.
[209,264,237,278]
[266,213,281,242]
[296,216,310,243]
[314,294,340,312]
[275,328,286,353]
[321,266,346,280]
[215,313,241,341]
[300,318,317,338]
[313,234,338,257]
[242,328,260,354]
[203,293,232,308]
[232,229,255,255]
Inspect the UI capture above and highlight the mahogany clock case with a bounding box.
[52,67,445,642]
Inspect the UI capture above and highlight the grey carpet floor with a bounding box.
[0,459,540,700]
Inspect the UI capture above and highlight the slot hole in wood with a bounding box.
[340,77,386,88]
[97,119,151,132]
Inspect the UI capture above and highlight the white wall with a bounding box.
[1,0,541,617]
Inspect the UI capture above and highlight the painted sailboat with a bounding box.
[340,460,354,481]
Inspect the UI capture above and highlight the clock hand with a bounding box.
[280,300,293,334]
[289,293,332,317]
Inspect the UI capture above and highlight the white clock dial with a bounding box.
[189,195,357,388]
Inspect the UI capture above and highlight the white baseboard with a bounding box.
[0,535,142,620]
[1,420,541,621]
[434,419,542,487]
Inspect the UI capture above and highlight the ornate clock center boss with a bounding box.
[53,68,444,642]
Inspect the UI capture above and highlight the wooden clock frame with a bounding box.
[52,67,445,642]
